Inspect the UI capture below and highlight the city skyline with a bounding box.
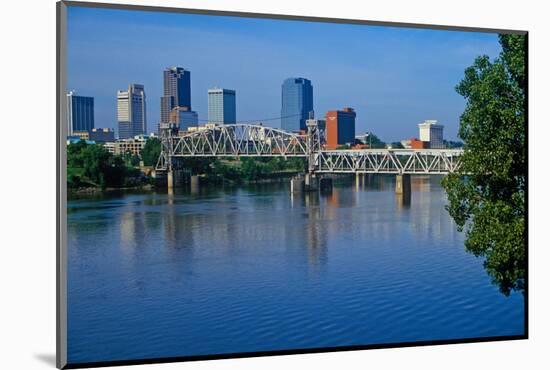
[117,83,147,139]
[67,7,501,142]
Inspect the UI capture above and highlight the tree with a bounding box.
[363,133,386,148]
[442,34,526,296]
[141,137,161,166]
[67,140,87,168]
[240,157,267,181]
[67,141,130,189]
[81,144,112,187]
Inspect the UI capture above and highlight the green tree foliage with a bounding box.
[207,157,306,183]
[240,157,267,181]
[361,133,386,148]
[443,140,464,148]
[181,158,216,175]
[141,137,161,166]
[81,144,112,187]
[442,34,526,295]
[67,141,135,189]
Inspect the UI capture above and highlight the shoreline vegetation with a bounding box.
[67,138,307,195]
[442,34,526,296]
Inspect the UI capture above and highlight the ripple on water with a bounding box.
[67,180,525,363]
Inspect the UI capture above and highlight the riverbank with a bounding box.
[68,171,305,197]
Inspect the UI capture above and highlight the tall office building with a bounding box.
[160,67,191,126]
[418,119,444,148]
[66,91,94,136]
[208,88,236,124]
[325,107,356,149]
[117,84,147,139]
[281,77,313,132]
[169,106,199,131]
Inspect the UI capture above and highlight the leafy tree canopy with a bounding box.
[141,137,161,167]
[442,34,526,295]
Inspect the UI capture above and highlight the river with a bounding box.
[67,175,525,364]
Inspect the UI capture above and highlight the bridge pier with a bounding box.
[190,175,200,194]
[290,175,304,193]
[167,169,181,189]
[395,174,411,198]
[167,169,191,189]
[304,173,319,192]
[291,173,330,193]
[355,173,365,189]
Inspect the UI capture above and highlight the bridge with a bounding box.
[156,122,463,193]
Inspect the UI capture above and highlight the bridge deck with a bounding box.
[157,123,463,174]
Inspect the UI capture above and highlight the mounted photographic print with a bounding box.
[56,1,528,368]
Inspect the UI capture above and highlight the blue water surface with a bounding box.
[67,176,524,363]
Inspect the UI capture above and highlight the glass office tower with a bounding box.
[281,77,313,132]
[160,67,191,125]
[66,91,94,136]
[208,88,236,124]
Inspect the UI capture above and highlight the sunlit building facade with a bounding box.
[281,78,313,132]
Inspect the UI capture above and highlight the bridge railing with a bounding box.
[169,124,308,158]
[316,149,463,174]
[156,123,463,174]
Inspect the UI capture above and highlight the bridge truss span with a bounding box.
[156,123,463,175]
[316,149,463,174]
[173,124,307,157]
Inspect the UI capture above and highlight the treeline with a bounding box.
[173,157,305,183]
[67,141,147,189]
[140,137,306,182]
[67,138,306,189]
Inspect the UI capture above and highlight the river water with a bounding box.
[67,175,525,364]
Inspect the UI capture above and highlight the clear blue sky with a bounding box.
[67,6,501,142]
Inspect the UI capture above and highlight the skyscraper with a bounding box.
[281,77,313,132]
[169,106,199,131]
[66,91,94,136]
[160,67,191,126]
[208,88,236,124]
[325,107,356,149]
[418,119,444,148]
[117,84,147,139]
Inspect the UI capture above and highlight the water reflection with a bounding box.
[67,175,524,363]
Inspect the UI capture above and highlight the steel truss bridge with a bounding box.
[156,123,463,175]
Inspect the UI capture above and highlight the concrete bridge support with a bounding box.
[304,173,319,192]
[190,175,200,194]
[290,176,304,193]
[395,174,411,195]
[167,169,184,189]
[355,173,365,189]
[291,173,329,193]
[167,169,192,189]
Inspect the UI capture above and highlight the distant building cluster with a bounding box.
[400,120,445,149]
[71,128,115,143]
[104,134,153,157]
[169,106,198,131]
[66,65,449,158]
[418,119,444,148]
